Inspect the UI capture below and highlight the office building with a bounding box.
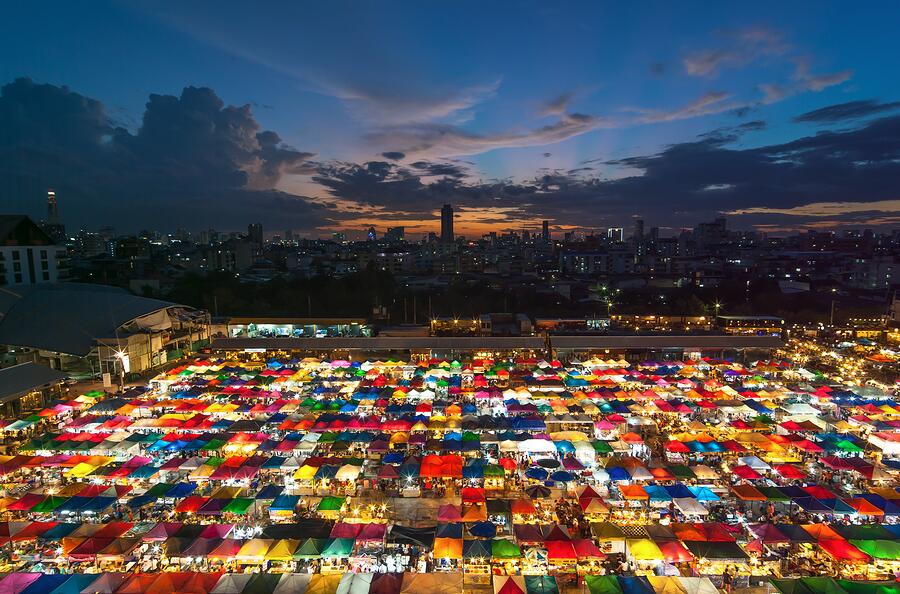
[440,204,454,243]
[0,216,67,286]
[247,223,263,246]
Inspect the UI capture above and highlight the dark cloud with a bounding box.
[698,120,766,142]
[0,78,327,231]
[793,99,900,123]
[409,161,468,178]
[381,151,405,160]
[314,114,900,230]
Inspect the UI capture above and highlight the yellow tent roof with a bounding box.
[265,538,300,561]
[294,465,318,480]
[306,574,343,594]
[67,462,99,478]
[236,538,273,561]
[627,538,663,560]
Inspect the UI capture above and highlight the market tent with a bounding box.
[17,575,69,594]
[399,573,463,594]
[432,537,463,559]
[648,577,688,594]
[850,539,900,561]
[210,574,254,594]
[47,575,104,594]
[750,523,790,544]
[369,573,404,594]
[731,484,766,501]
[491,538,522,559]
[683,541,749,561]
[546,539,577,561]
[305,574,343,594]
[627,539,663,560]
[77,572,127,593]
[336,573,374,594]
[322,537,355,558]
[673,498,708,516]
[523,576,559,594]
[657,540,694,563]
[585,575,624,594]
[494,576,527,594]
[272,574,312,594]
[817,539,872,564]
[617,578,656,594]
[388,525,435,548]
[677,578,719,594]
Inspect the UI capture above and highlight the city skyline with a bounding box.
[2,1,900,236]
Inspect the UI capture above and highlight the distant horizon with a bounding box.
[36,208,894,242]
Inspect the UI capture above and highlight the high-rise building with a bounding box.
[367,227,377,242]
[607,227,624,242]
[440,204,454,243]
[633,218,644,241]
[542,220,550,242]
[332,232,346,244]
[284,229,294,242]
[385,226,405,243]
[247,223,263,245]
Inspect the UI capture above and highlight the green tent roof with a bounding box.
[585,575,623,594]
[31,495,68,513]
[293,538,326,559]
[317,496,345,511]
[321,537,355,557]
[850,540,900,561]
[491,538,521,558]
[592,441,614,453]
[836,580,900,594]
[223,498,254,514]
[668,465,696,480]
[525,576,560,594]
[145,483,174,498]
[757,486,791,502]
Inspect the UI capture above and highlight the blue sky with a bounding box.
[1,1,899,236]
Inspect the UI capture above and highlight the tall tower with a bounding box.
[43,189,66,244]
[440,204,454,243]
[47,189,59,224]
[542,220,550,242]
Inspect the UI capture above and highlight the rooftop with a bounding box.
[0,283,182,356]
[0,362,68,404]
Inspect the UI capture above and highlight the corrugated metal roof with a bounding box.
[0,362,68,403]
[0,283,180,356]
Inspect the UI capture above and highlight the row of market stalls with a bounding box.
[0,573,898,594]
[0,356,898,586]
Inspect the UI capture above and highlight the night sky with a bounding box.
[2,1,899,237]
